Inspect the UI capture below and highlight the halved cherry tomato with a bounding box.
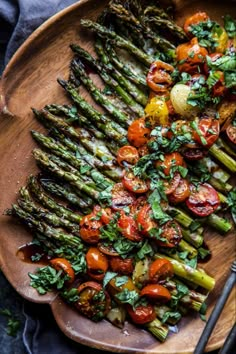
[111,183,136,211]
[168,178,190,204]
[130,196,147,216]
[183,12,210,36]
[159,220,182,248]
[203,53,223,74]
[192,117,220,148]
[186,182,220,216]
[211,71,227,97]
[162,172,181,195]
[86,247,108,281]
[93,205,113,225]
[110,257,134,275]
[126,304,156,324]
[140,284,172,302]
[149,258,174,283]
[79,213,102,244]
[122,170,149,194]
[155,152,184,176]
[118,211,142,242]
[76,281,111,320]
[146,60,174,93]
[50,258,75,284]
[187,73,207,87]
[176,37,208,74]
[137,204,157,236]
[117,146,139,167]
[97,243,119,257]
[127,117,151,147]
[226,123,236,145]
[181,147,208,160]
[138,144,149,157]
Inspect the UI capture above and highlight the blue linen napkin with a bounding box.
[0,0,78,64]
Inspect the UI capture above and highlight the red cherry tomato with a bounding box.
[146,60,174,93]
[155,152,184,176]
[168,178,190,204]
[118,211,142,242]
[76,281,111,320]
[117,145,139,167]
[204,53,223,74]
[127,117,151,147]
[149,258,174,283]
[186,182,220,216]
[130,196,148,216]
[79,213,102,244]
[50,258,75,284]
[138,144,150,157]
[183,12,210,36]
[140,284,172,302]
[126,304,156,324]
[159,220,182,248]
[192,118,220,148]
[211,71,227,97]
[109,257,134,275]
[122,170,150,194]
[226,123,236,145]
[182,147,208,160]
[93,205,113,225]
[137,204,157,236]
[176,37,208,74]
[111,183,136,211]
[162,172,181,195]
[86,247,108,281]
[97,243,119,257]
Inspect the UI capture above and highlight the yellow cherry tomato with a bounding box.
[213,27,228,53]
[144,97,169,126]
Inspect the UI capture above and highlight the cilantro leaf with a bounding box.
[224,15,236,38]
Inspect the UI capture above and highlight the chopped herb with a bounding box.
[115,288,139,306]
[198,247,211,260]
[224,15,236,38]
[80,164,92,174]
[0,309,21,337]
[170,282,189,308]
[62,288,79,303]
[103,271,117,288]
[199,302,207,321]
[162,310,182,324]
[115,275,129,287]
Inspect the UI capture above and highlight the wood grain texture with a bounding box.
[0,0,235,353]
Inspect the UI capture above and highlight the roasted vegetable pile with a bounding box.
[6,0,236,342]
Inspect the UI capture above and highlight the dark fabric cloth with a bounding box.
[0,0,78,64]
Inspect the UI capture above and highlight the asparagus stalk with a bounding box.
[178,239,198,259]
[49,128,122,180]
[145,318,169,342]
[80,19,154,66]
[18,187,81,231]
[28,176,83,224]
[40,178,93,211]
[108,2,175,52]
[96,39,147,87]
[57,79,128,142]
[154,254,215,291]
[146,16,188,43]
[203,214,233,234]
[8,205,82,247]
[31,131,114,188]
[209,144,236,173]
[201,157,231,183]
[70,44,145,113]
[33,108,119,161]
[181,228,203,249]
[70,59,133,127]
[216,137,236,158]
[32,149,100,200]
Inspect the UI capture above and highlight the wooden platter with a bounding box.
[0,0,235,353]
